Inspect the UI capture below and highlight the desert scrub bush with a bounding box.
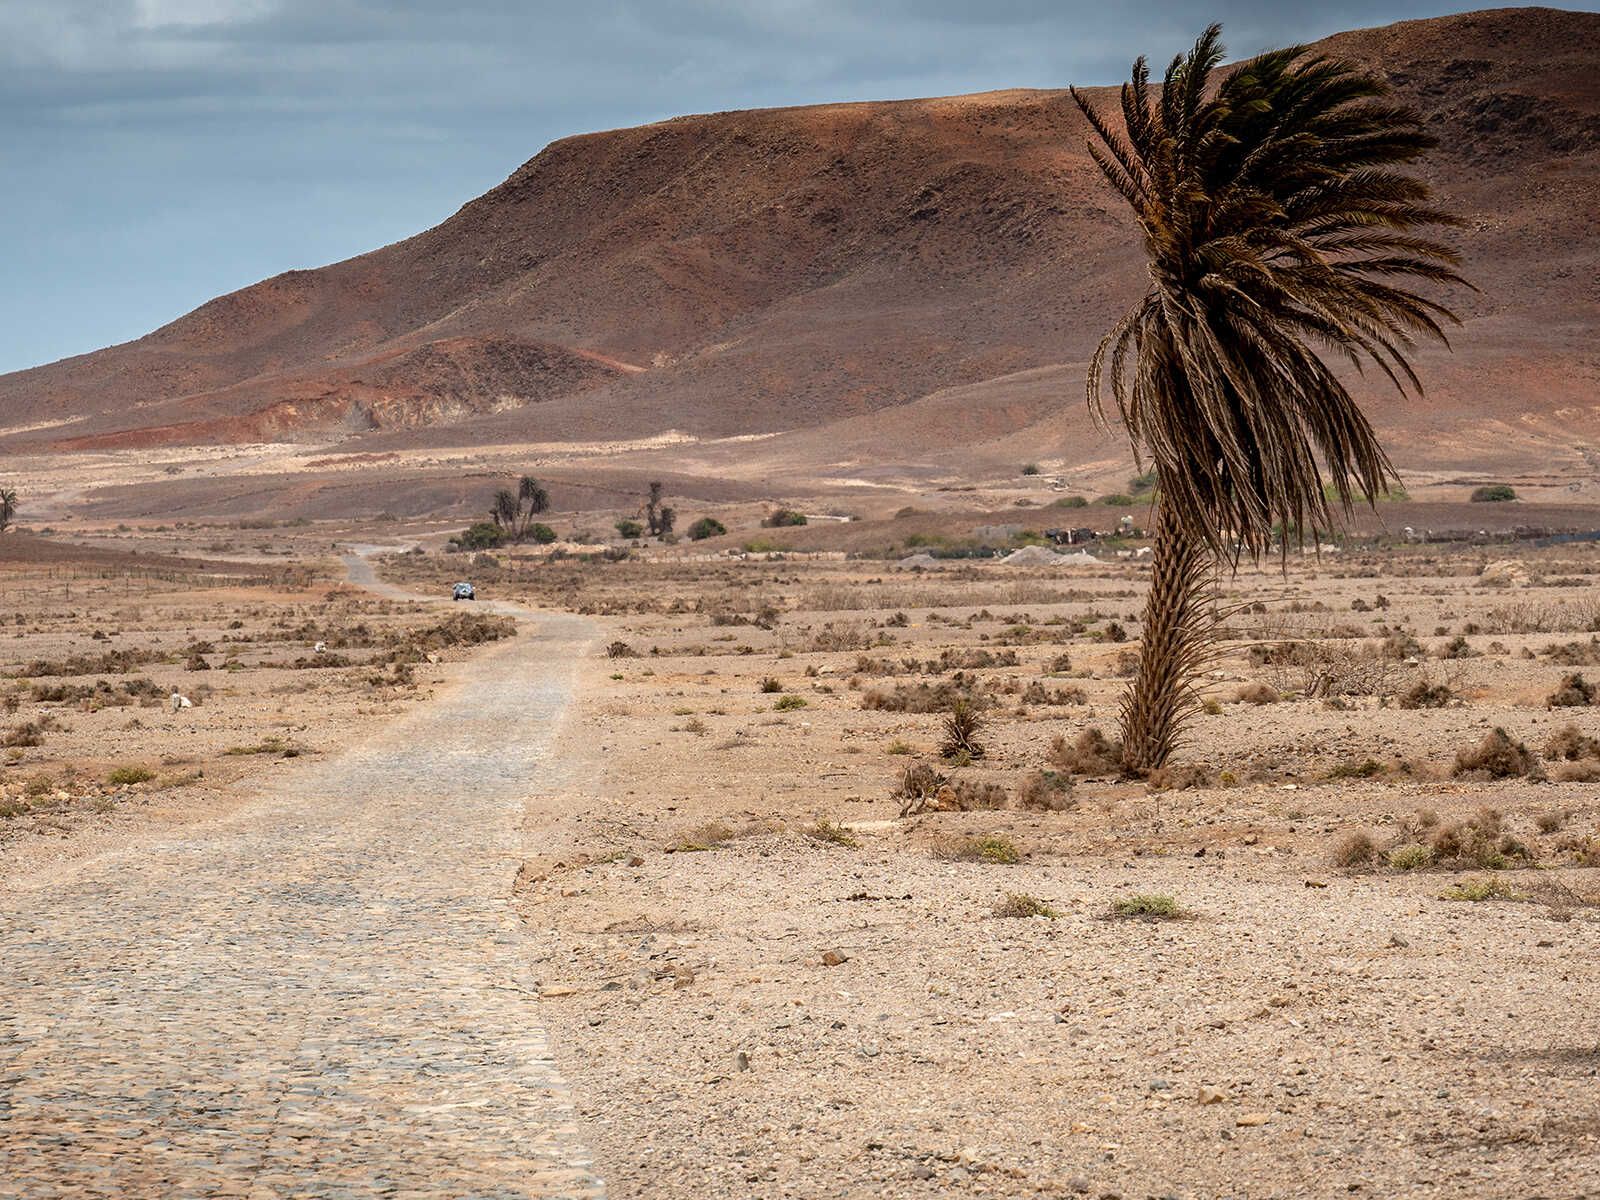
[1453,728,1539,779]
[758,676,782,693]
[106,765,155,785]
[1327,757,1385,780]
[1109,893,1182,919]
[1201,698,1223,715]
[1387,843,1434,871]
[995,892,1060,918]
[1097,493,1135,507]
[1546,673,1596,707]
[1330,831,1379,867]
[1470,484,1517,503]
[1398,679,1454,709]
[1541,638,1600,666]
[772,694,807,711]
[1233,682,1280,705]
[805,820,859,848]
[1439,876,1524,902]
[893,762,949,817]
[687,517,726,541]
[1054,494,1089,508]
[1435,635,1479,659]
[1429,807,1533,869]
[1145,763,1212,791]
[606,641,639,659]
[1015,769,1074,811]
[939,700,985,761]
[862,679,981,714]
[764,508,808,527]
[3,722,46,748]
[1542,724,1600,761]
[885,739,912,755]
[1534,808,1569,834]
[1049,727,1124,775]
[940,835,1020,865]
[1020,681,1088,706]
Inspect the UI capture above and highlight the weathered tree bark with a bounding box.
[1118,485,1214,773]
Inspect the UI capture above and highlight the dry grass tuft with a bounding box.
[1547,673,1597,707]
[1234,682,1280,705]
[995,892,1060,919]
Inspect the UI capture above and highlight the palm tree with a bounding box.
[1071,26,1467,772]
[0,488,15,532]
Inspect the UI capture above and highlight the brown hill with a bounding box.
[2,7,1596,485]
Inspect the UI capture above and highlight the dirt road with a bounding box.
[1,564,605,1198]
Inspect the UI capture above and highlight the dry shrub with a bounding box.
[1542,638,1600,666]
[1452,728,1539,780]
[1254,640,1396,698]
[949,779,1008,810]
[862,679,976,714]
[939,701,986,760]
[1398,679,1453,709]
[606,640,638,659]
[1234,682,1280,705]
[1015,770,1074,811]
[1330,831,1379,868]
[1049,728,1124,775]
[1146,763,1212,792]
[1112,649,1140,677]
[1547,673,1597,707]
[1429,806,1534,868]
[1534,808,1569,834]
[1044,652,1074,674]
[894,762,948,817]
[1021,681,1088,706]
[937,835,1021,864]
[1552,760,1600,783]
[995,892,1060,919]
[1543,724,1600,761]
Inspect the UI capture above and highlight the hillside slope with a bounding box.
[1,7,1595,481]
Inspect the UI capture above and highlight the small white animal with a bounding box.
[314,641,327,654]
[170,692,193,711]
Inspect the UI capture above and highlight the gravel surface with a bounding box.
[2,569,606,1198]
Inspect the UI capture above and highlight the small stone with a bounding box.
[734,1051,750,1071]
[1236,1112,1272,1127]
[1065,1176,1091,1195]
[1386,933,1409,949]
[821,950,848,967]
[1196,1087,1226,1105]
[627,855,644,867]
[858,1041,881,1058]
[911,1165,934,1180]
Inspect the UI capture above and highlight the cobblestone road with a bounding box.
[1,563,605,1198]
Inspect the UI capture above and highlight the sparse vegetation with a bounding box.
[995,892,1059,918]
[1110,893,1182,919]
[1470,484,1517,503]
[106,765,155,785]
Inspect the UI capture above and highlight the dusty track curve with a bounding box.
[1,557,604,1198]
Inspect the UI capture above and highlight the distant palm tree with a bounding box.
[518,475,550,517]
[1071,26,1467,771]
[0,488,16,532]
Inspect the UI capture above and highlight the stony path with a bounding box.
[1,564,606,1198]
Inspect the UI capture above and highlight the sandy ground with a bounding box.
[479,548,1600,1199]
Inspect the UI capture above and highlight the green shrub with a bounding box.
[773,694,808,711]
[526,523,557,545]
[1388,843,1434,871]
[450,522,507,550]
[943,835,1020,865]
[614,518,644,539]
[107,765,155,785]
[688,517,727,541]
[1470,484,1516,503]
[1111,893,1180,918]
[1021,463,1041,476]
[765,508,808,527]
[805,820,859,848]
[1097,493,1135,507]
[1054,495,1089,508]
[1127,471,1157,495]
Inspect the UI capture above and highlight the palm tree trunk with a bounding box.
[1119,488,1214,773]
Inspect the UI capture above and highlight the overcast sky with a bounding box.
[3,0,1593,375]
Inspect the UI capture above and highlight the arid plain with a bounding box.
[5,485,1598,1198]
